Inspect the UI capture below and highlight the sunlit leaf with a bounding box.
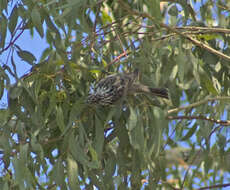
[67,155,80,190]
[127,107,137,131]
[102,10,112,24]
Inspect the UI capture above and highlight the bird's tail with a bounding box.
[149,87,169,99]
[131,84,169,99]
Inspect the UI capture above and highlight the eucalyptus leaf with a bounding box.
[31,8,44,37]
[17,50,37,65]
[8,6,18,34]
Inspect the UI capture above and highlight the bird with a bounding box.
[87,69,168,106]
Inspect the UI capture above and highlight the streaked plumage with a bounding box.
[87,70,168,106]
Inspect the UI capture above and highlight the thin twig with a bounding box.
[167,115,230,126]
[90,0,103,52]
[175,26,230,33]
[167,96,230,115]
[0,21,25,54]
[107,51,131,67]
[196,183,230,190]
[113,27,128,58]
[118,0,230,62]
[217,4,230,12]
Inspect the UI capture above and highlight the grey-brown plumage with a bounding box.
[87,69,168,106]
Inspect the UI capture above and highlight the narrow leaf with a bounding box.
[31,8,44,37]
[8,6,18,34]
[0,14,7,49]
[94,115,104,158]
[181,123,198,141]
[56,106,65,132]
[67,155,80,190]
[127,107,137,131]
[17,50,36,65]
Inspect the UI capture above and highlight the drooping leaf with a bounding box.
[51,158,66,188]
[67,155,80,190]
[31,7,44,37]
[94,115,104,158]
[0,14,7,49]
[8,6,18,34]
[181,123,198,141]
[56,105,65,132]
[127,106,137,131]
[17,50,37,65]
[199,65,219,95]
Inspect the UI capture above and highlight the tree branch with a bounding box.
[167,115,230,126]
[107,51,131,67]
[118,1,230,62]
[196,183,230,190]
[167,96,230,115]
[0,21,25,54]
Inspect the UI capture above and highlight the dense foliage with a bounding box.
[1,0,230,189]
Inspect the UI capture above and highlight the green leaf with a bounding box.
[0,77,4,100]
[176,52,186,82]
[69,133,89,166]
[67,98,85,126]
[217,134,227,151]
[151,107,166,156]
[62,98,85,136]
[104,106,120,124]
[94,115,104,158]
[180,123,198,141]
[51,158,65,188]
[199,66,219,95]
[146,0,162,19]
[8,6,18,34]
[127,107,144,150]
[0,14,7,49]
[9,86,23,99]
[168,4,178,16]
[40,47,52,61]
[3,182,9,190]
[204,155,213,174]
[56,106,65,132]
[197,34,219,41]
[12,157,26,188]
[102,10,112,24]
[31,135,44,160]
[67,155,80,190]
[88,145,100,169]
[0,0,8,12]
[19,143,29,164]
[170,65,178,81]
[104,151,116,181]
[0,134,11,154]
[127,107,137,131]
[17,50,36,65]
[44,90,56,119]
[129,119,144,150]
[0,109,9,125]
[43,12,61,39]
[31,8,44,37]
